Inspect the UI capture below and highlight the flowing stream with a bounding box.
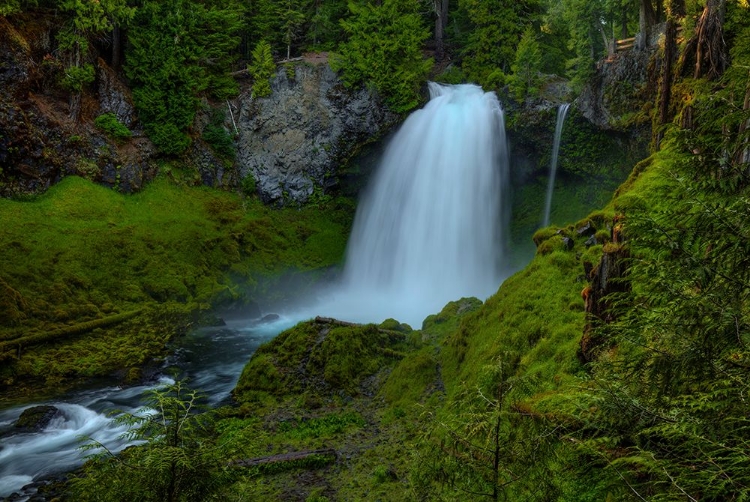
[542,103,570,227]
[0,83,511,498]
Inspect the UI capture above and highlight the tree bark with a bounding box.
[433,0,448,62]
[111,25,121,70]
[656,15,676,148]
[637,0,657,49]
[693,0,727,80]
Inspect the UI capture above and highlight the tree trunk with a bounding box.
[435,10,444,61]
[656,15,676,148]
[433,0,448,62]
[736,73,750,166]
[637,0,657,50]
[600,25,613,57]
[621,1,628,39]
[693,0,727,80]
[111,25,121,70]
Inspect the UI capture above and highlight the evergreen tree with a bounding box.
[306,0,348,50]
[278,0,308,59]
[509,27,543,101]
[333,0,432,113]
[125,0,241,154]
[57,0,135,119]
[457,0,542,89]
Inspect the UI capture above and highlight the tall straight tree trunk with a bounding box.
[434,0,448,61]
[656,12,677,148]
[111,25,121,70]
[736,72,750,166]
[637,0,657,49]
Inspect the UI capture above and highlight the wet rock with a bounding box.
[585,235,598,247]
[96,58,136,128]
[576,41,656,131]
[577,221,597,237]
[253,313,280,326]
[14,405,60,432]
[562,237,575,250]
[236,63,399,206]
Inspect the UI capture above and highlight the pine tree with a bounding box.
[125,0,241,154]
[510,27,543,101]
[333,0,432,112]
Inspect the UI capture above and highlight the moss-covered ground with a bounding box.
[212,203,617,500]
[0,176,352,398]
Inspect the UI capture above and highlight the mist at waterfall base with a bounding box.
[306,82,510,328]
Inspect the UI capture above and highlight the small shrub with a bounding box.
[94,113,132,141]
[242,174,257,197]
[202,108,235,159]
[61,63,94,92]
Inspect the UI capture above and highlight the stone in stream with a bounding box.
[14,405,60,432]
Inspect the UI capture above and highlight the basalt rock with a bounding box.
[0,17,160,197]
[14,405,60,432]
[96,58,137,128]
[235,63,400,206]
[576,40,658,132]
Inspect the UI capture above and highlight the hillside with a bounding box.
[1,0,749,501]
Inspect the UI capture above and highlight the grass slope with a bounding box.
[0,176,351,395]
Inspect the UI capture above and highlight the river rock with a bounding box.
[14,405,60,432]
[235,62,400,206]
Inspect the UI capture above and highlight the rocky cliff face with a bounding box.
[0,16,397,202]
[235,62,400,205]
[576,38,660,132]
[0,17,157,196]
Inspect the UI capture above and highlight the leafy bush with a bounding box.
[61,63,95,93]
[249,40,275,98]
[94,113,132,141]
[332,0,431,113]
[70,381,228,502]
[202,108,235,159]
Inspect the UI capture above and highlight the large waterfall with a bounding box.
[542,103,570,227]
[316,83,510,327]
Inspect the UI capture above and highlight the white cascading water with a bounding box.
[542,103,570,227]
[315,82,510,327]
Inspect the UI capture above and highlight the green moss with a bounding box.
[381,347,436,407]
[0,176,351,390]
[234,320,409,404]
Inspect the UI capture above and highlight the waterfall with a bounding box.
[542,103,570,227]
[316,82,510,327]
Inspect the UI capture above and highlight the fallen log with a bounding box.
[314,316,359,327]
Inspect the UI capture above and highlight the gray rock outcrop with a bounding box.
[576,30,662,131]
[235,63,400,206]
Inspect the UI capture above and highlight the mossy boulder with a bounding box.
[14,405,60,432]
[233,318,411,405]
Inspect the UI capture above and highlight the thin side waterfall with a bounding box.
[542,103,570,227]
[316,82,510,327]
